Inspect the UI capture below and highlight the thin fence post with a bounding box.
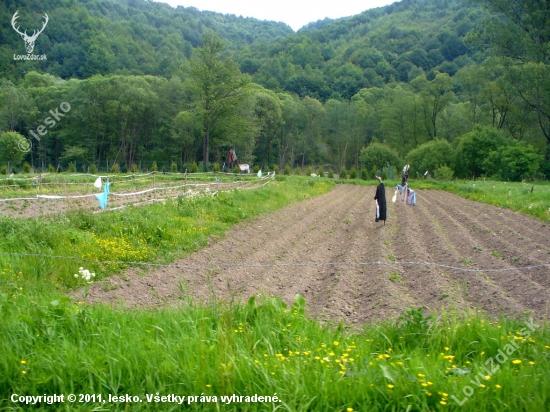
[64,175,68,216]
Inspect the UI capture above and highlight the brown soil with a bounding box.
[82,184,550,323]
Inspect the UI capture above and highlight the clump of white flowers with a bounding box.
[74,267,96,282]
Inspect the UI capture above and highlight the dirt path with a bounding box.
[83,185,550,323]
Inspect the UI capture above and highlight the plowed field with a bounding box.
[85,184,550,323]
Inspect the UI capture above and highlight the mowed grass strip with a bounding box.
[416,179,550,221]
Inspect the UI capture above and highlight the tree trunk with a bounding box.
[203,130,210,171]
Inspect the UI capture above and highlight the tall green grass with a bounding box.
[1,288,549,411]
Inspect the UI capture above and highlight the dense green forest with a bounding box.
[0,0,549,180]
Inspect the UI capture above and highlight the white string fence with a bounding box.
[0,172,275,218]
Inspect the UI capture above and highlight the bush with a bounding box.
[0,165,6,175]
[253,165,260,173]
[339,167,347,179]
[361,168,368,180]
[47,164,55,173]
[349,167,357,179]
[0,131,26,171]
[317,167,325,177]
[328,168,334,178]
[130,163,139,173]
[274,165,280,175]
[292,167,301,175]
[453,126,507,179]
[170,162,178,173]
[190,162,199,173]
[381,169,388,180]
[306,166,313,176]
[360,142,401,172]
[406,139,455,178]
[484,143,543,181]
[283,165,291,175]
[110,163,120,173]
[89,164,98,174]
[22,162,31,173]
[233,165,241,174]
[151,161,158,172]
[370,165,377,179]
[434,166,454,180]
[67,162,76,173]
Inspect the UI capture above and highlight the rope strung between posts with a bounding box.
[0,175,273,202]
[1,252,548,273]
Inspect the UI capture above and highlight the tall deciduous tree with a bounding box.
[300,97,325,169]
[380,85,423,156]
[172,111,200,166]
[250,86,283,168]
[472,0,550,144]
[189,32,249,170]
[411,72,455,139]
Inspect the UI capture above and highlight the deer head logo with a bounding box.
[11,11,49,54]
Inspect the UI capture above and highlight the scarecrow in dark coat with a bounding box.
[374,176,386,224]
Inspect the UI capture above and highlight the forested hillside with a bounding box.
[243,0,482,100]
[0,0,548,180]
[0,0,293,80]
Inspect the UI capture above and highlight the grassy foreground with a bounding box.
[1,175,550,411]
[1,290,549,411]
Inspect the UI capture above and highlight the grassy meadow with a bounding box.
[1,174,549,411]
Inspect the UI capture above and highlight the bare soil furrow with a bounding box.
[423,190,550,253]
[410,194,528,317]
[83,185,550,323]
[421,191,550,292]
[419,191,550,317]
[389,195,467,313]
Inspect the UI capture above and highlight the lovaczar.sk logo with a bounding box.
[11,10,48,61]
